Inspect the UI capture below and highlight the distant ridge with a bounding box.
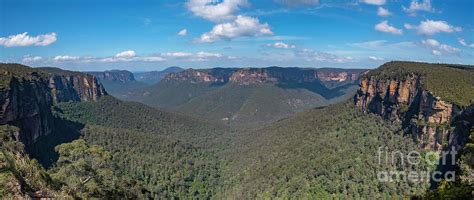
[134,66,184,85]
[124,66,368,125]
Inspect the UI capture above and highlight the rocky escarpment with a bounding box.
[316,70,361,82]
[229,69,277,85]
[49,74,107,102]
[0,64,106,144]
[354,62,473,152]
[165,67,367,86]
[165,69,227,83]
[87,70,136,84]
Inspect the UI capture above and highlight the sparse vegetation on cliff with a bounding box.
[0,125,63,198]
[366,61,474,106]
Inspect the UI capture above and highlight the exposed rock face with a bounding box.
[0,65,106,144]
[316,71,360,82]
[354,73,470,152]
[49,74,107,102]
[87,70,136,84]
[165,67,367,86]
[229,69,277,85]
[165,69,225,83]
[354,73,420,120]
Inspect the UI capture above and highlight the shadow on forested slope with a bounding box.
[26,112,84,168]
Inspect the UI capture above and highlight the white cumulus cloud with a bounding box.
[195,51,222,58]
[54,55,80,61]
[178,29,188,36]
[458,38,474,48]
[375,21,403,35]
[274,0,320,7]
[403,0,434,16]
[266,41,296,49]
[296,48,353,63]
[115,50,136,58]
[377,7,391,17]
[0,32,57,47]
[405,20,462,35]
[22,55,43,62]
[197,15,273,43]
[349,40,387,49]
[140,56,166,62]
[368,56,385,61]
[162,51,222,61]
[186,0,249,22]
[421,38,460,56]
[360,0,385,6]
[162,52,193,57]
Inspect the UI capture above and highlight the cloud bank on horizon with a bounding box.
[0,0,473,71]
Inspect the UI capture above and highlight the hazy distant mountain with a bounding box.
[87,70,136,83]
[126,67,368,125]
[134,66,184,85]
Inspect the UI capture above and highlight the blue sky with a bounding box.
[1,0,473,71]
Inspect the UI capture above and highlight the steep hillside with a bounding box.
[127,67,366,125]
[86,70,147,99]
[43,96,230,199]
[134,66,184,85]
[0,63,106,145]
[177,83,328,124]
[354,61,474,151]
[54,96,228,147]
[0,64,233,199]
[220,102,431,199]
[0,125,62,199]
[354,61,474,198]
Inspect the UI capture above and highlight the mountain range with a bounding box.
[102,67,367,125]
[0,62,473,199]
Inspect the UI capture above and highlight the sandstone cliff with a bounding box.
[229,69,277,85]
[0,64,107,144]
[316,70,362,82]
[354,62,473,152]
[165,69,226,83]
[164,67,366,86]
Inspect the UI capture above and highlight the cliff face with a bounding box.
[316,71,360,82]
[165,69,226,83]
[354,72,471,152]
[165,67,367,86]
[0,64,106,144]
[49,74,107,102]
[229,69,277,85]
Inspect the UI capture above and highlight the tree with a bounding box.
[49,139,121,198]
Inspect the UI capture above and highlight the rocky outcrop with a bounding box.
[354,73,420,120]
[165,69,226,83]
[49,74,107,102]
[165,67,367,86]
[354,73,471,152]
[229,69,277,85]
[316,71,360,82]
[0,65,106,144]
